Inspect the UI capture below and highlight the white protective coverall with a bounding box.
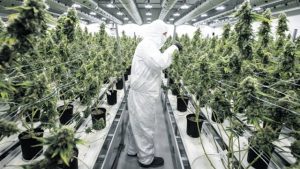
[127,20,179,165]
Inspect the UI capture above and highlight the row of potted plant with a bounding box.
[165,2,299,169]
[0,0,137,168]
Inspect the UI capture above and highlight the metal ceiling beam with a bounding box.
[46,0,101,23]
[118,0,143,25]
[193,9,234,27]
[193,0,287,27]
[72,0,123,24]
[159,0,178,21]
[199,0,300,28]
[174,0,231,25]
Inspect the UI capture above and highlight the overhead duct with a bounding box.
[118,0,143,25]
[193,0,286,27]
[159,0,178,21]
[72,0,123,24]
[77,10,102,23]
[193,9,234,27]
[46,0,101,23]
[174,0,230,25]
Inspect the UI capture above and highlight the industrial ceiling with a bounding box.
[0,0,300,27]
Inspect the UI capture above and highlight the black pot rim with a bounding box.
[18,128,44,140]
[186,114,205,121]
[91,107,107,115]
[58,104,74,109]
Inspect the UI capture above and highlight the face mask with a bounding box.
[159,34,167,49]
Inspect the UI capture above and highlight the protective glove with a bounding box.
[174,42,183,52]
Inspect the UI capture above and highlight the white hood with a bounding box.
[143,20,168,49]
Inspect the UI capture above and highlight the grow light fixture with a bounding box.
[216,6,225,11]
[102,17,107,20]
[167,21,170,24]
[145,4,152,9]
[117,12,124,16]
[107,3,115,8]
[147,18,152,21]
[90,12,96,16]
[201,13,208,17]
[146,12,152,16]
[169,18,174,21]
[180,4,190,9]
[253,7,262,11]
[173,12,180,17]
[192,19,197,21]
[124,17,129,20]
[72,3,81,8]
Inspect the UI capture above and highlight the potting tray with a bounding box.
[167,91,225,169]
[0,80,129,169]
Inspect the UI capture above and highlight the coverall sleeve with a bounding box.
[143,45,178,70]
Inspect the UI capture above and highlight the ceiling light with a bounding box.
[167,21,170,24]
[102,17,107,20]
[90,12,96,16]
[147,18,151,21]
[117,12,124,16]
[173,12,180,17]
[216,6,225,11]
[180,4,190,9]
[253,7,262,11]
[72,4,81,8]
[124,17,129,20]
[169,18,174,21]
[192,19,197,21]
[146,12,152,16]
[145,4,152,9]
[201,13,208,17]
[107,3,115,8]
[147,21,151,24]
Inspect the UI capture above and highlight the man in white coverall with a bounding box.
[126,20,183,168]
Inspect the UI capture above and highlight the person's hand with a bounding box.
[174,42,183,52]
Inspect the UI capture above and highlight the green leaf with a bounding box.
[60,151,70,166]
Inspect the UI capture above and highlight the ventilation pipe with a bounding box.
[193,0,286,27]
[174,0,230,25]
[118,0,143,25]
[159,0,178,20]
[72,0,123,24]
[46,0,101,23]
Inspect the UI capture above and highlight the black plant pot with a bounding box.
[177,95,189,112]
[58,104,74,125]
[58,148,79,169]
[107,90,117,105]
[164,72,168,78]
[116,78,124,90]
[126,66,131,75]
[186,114,204,138]
[25,109,41,123]
[171,87,179,96]
[168,78,174,86]
[91,108,106,130]
[124,73,128,81]
[18,128,44,160]
[247,145,272,169]
[211,111,225,123]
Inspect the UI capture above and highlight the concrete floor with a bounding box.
[116,105,175,169]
